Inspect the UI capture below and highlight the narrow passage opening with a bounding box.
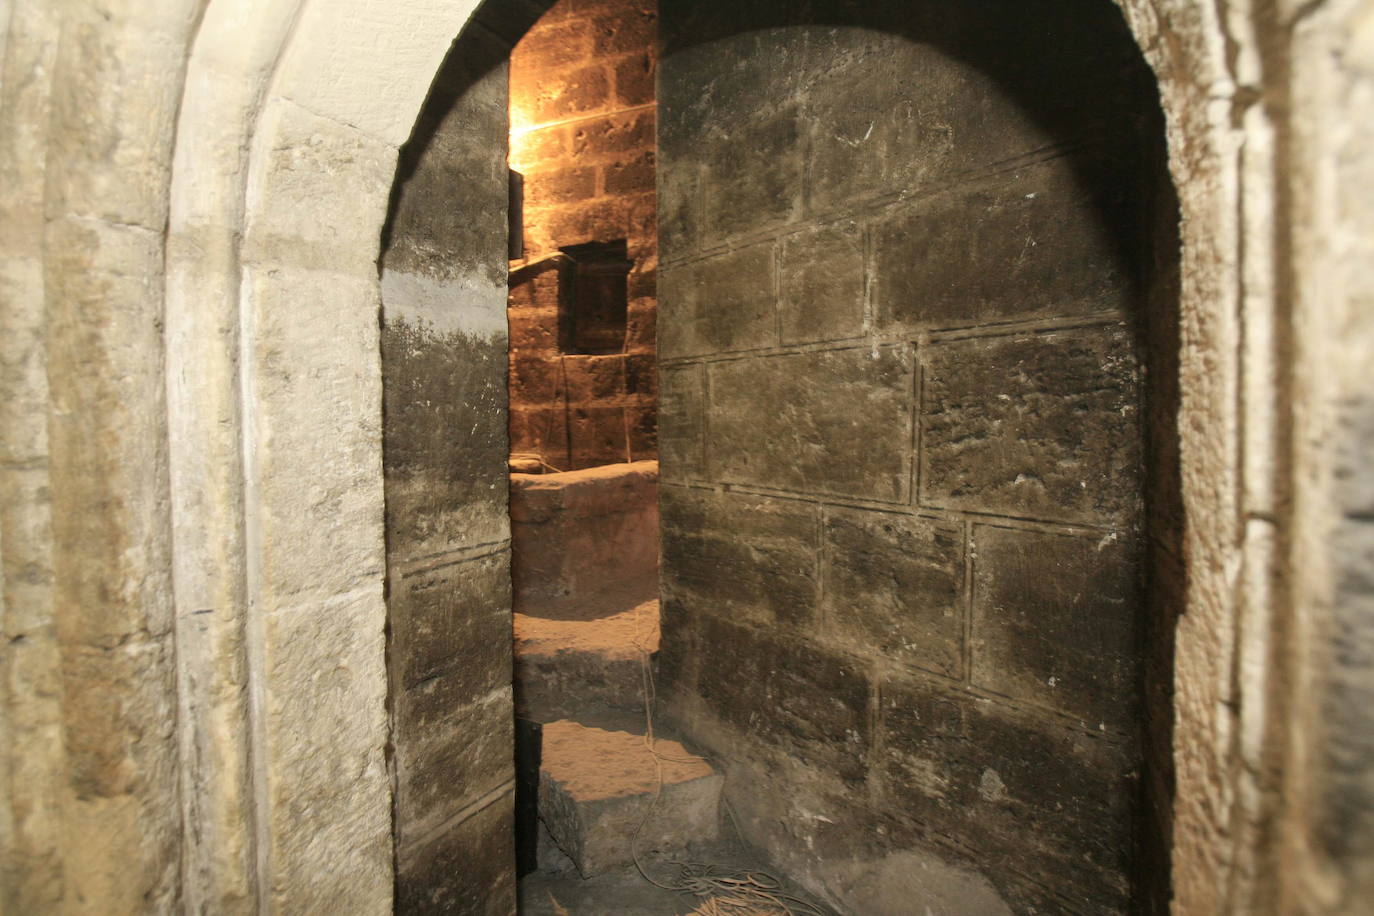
[503,0,672,902]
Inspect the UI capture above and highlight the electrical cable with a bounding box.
[626,603,830,916]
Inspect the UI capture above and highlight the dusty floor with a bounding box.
[514,596,660,660]
[518,821,838,916]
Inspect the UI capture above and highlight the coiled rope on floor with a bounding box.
[627,606,829,916]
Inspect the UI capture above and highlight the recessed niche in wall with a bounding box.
[558,239,632,355]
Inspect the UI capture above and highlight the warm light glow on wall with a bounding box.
[508,38,572,173]
[509,125,540,174]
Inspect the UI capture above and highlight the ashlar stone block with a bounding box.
[874,160,1132,331]
[920,326,1140,524]
[660,486,818,628]
[709,345,913,501]
[702,106,804,240]
[696,615,871,779]
[389,551,512,691]
[397,787,517,916]
[779,219,866,345]
[539,720,722,877]
[382,313,510,559]
[658,362,706,479]
[659,243,777,358]
[260,591,392,910]
[971,524,1141,731]
[823,508,964,678]
[881,673,1134,912]
[394,684,515,846]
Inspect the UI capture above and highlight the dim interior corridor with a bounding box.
[376,0,1181,911]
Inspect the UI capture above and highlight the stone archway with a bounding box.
[151,0,1339,912]
[165,2,493,909]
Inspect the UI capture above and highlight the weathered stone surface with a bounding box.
[524,164,598,208]
[586,0,656,56]
[260,589,392,912]
[702,107,804,240]
[823,508,964,678]
[801,10,1142,213]
[506,6,658,468]
[971,525,1141,730]
[382,316,510,557]
[380,24,517,903]
[660,243,777,358]
[271,0,492,148]
[874,158,1134,331]
[1335,396,1374,516]
[520,62,611,125]
[384,31,510,288]
[653,3,1172,912]
[381,31,510,556]
[1314,514,1374,889]
[394,685,516,846]
[55,636,182,910]
[568,110,655,160]
[41,200,184,911]
[44,5,191,230]
[539,719,722,876]
[1,16,69,904]
[514,599,658,722]
[658,362,705,478]
[880,673,1134,912]
[243,97,399,272]
[921,327,1140,524]
[509,461,659,617]
[44,217,176,643]
[558,354,638,403]
[391,551,513,692]
[397,788,518,916]
[658,24,807,243]
[656,152,698,256]
[243,262,389,606]
[613,50,655,106]
[660,486,818,628]
[11,0,1364,913]
[0,621,66,913]
[779,219,866,344]
[696,615,870,777]
[708,345,913,501]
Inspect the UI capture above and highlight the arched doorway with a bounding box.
[376,0,1179,911]
[159,0,1283,912]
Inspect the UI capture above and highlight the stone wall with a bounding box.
[3,0,1372,912]
[507,0,657,470]
[0,3,201,911]
[655,2,1174,912]
[379,5,544,910]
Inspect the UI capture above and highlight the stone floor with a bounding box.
[518,821,838,916]
[508,459,835,916]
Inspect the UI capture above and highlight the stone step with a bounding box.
[514,598,659,722]
[538,719,723,878]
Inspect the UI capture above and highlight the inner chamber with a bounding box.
[379,0,1180,911]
